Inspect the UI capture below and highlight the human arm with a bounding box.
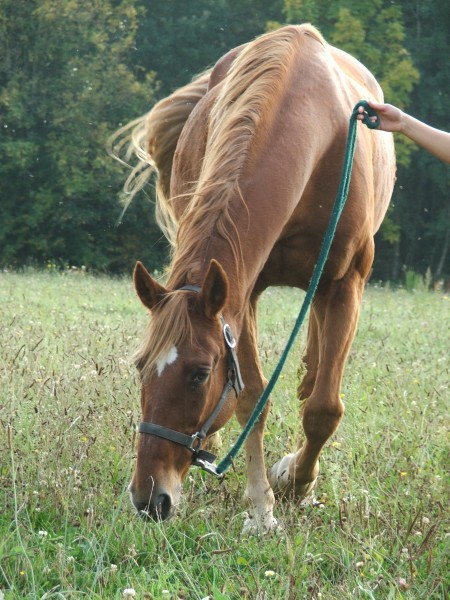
[358,100,450,164]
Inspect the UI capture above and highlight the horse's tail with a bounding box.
[108,69,211,243]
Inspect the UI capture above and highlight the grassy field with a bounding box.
[0,270,448,599]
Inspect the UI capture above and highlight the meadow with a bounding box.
[0,270,448,599]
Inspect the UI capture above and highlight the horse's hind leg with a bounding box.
[236,299,279,534]
[267,306,321,499]
[298,308,320,403]
[290,309,321,462]
[268,270,365,498]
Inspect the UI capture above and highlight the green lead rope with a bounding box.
[216,100,380,475]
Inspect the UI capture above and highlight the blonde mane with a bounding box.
[168,25,325,288]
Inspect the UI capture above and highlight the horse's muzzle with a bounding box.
[129,481,174,521]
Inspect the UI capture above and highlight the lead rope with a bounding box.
[215,100,380,475]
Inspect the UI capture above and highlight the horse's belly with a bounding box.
[257,223,373,292]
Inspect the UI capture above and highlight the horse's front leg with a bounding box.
[268,270,365,498]
[235,301,279,534]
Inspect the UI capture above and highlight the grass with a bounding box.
[0,270,448,599]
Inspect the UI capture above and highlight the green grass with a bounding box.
[1,270,448,599]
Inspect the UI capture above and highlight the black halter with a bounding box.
[138,284,244,478]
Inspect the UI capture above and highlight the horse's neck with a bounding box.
[170,188,286,321]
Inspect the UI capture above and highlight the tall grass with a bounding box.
[0,271,448,599]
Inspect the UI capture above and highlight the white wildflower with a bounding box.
[264,570,277,577]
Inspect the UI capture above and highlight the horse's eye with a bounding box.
[190,369,210,386]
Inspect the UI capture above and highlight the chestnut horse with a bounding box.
[113,24,396,532]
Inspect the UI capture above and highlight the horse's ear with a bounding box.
[133,261,167,311]
[201,259,229,319]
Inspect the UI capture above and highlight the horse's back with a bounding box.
[256,29,395,283]
[171,25,396,286]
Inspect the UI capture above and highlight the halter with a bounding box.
[138,284,244,478]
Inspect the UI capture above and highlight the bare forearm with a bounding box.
[362,100,450,164]
[400,113,450,164]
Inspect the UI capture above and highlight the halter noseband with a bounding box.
[138,284,244,478]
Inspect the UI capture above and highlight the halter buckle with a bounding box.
[188,432,204,452]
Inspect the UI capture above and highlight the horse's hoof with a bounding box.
[294,479,317,503]
[242,512,282,536]
[267,453,295,494]
[268,454,318,500]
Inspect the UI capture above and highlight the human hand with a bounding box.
[357,100,404,133]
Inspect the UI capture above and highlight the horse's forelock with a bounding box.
[134,293,193,383]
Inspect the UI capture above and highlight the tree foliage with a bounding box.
[0,0,448,281]
[282,0,420,167]
[0,0,165,272]
[133,0,284,98]
[376,0,450,281]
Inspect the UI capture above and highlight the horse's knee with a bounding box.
[302,397,344,442]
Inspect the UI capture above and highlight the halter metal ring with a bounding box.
[223,323,236,349]
[188,432,204,452]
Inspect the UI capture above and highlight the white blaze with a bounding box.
[156,345,178,376]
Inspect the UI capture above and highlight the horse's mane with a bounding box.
[168,24,326,288]
[131,25,327,378]
[108,69,211,240]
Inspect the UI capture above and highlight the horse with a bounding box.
[112,24,396,533]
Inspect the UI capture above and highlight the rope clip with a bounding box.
[193,457,225,479]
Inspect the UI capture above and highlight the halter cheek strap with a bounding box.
[138,285,244,478]
[138,422,218,469]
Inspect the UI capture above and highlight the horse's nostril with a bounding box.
[133,494,172,521]
[152,493,172,521]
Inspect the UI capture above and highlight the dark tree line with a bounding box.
[1,0,448,281]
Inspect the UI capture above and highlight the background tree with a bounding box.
[133,0,284,98]
[0,0,165,272]
[384,0,449,282]
[0,0,448,281]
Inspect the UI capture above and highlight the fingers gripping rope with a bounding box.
[353,99,381,129]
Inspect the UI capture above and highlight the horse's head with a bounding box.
[128,259,242,520]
